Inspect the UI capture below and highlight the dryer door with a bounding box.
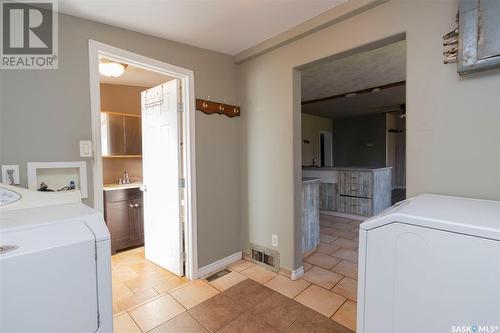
[1,221,98,332]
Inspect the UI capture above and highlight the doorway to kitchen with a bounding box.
[88,41,198,314]
[293,36,407,331]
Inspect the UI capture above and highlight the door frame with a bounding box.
[88,40,198,280]
[318,130,333,167]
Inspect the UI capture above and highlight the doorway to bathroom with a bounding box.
[88,41,198,313]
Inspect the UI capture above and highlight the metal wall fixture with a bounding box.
[444,1,500,74]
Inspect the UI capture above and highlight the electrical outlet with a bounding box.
[271,234,278,247]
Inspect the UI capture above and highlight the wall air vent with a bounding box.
[250,243,279,272]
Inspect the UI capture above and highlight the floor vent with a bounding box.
[250,244,279,272]
[205,268,231,282]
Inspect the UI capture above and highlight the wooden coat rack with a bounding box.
[196,98,240,118]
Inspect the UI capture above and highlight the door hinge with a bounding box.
[179,178,186,188]
[181,251,186,262]
[177,102,184,113]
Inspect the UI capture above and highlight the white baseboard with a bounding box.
[197,252,242,279]
[320,210,367,221]
[291,266,304,280]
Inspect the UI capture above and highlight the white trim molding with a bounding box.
[290,266,305,280]
[88,40,198,280]
[197,252,242,279]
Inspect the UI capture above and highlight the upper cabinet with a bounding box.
[101,112,142,156]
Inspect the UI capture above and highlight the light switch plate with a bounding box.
[1,165,20,185]
[79,140,93,157]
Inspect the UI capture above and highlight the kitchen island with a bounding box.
[302,177,321,254]
[302,167,392,217]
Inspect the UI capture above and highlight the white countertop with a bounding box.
[103,182,142,191]
[302,177,323,184]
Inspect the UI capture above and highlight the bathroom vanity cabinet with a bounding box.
[103,187,144,254]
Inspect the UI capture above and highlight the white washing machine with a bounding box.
[0,185,112,333]
[357,194,500,333]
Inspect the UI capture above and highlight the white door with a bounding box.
[141,80,183,276]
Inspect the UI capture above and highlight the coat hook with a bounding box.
[219,104,225,111]
[202,95,210,108]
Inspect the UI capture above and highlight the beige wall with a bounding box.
[100,84,146,115]
[0,14,241,268]
[301,113,332,166]
[239,0,500,270]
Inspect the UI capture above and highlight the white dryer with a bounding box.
[357,194,500,333]
[0,185,112,333]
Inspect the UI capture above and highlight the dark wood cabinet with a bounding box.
[104,188,144,254]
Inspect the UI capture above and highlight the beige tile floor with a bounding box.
[112,214,361,332]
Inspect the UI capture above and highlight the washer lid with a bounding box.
[1,203,110,242]
[360,194,500,240]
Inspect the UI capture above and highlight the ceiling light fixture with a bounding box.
[99,60,127,78]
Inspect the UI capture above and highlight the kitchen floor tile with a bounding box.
[302,266,344,289]
[320,234,338,244]
[124,271,169,292]
[332,277,357,301]
[251,292,307,331]
[113,286,159,313]
[264,275,311,298]
[332,248,359,263]
[223,278,274,310]
[113,312,141,333]
[208,271,247,291]
[153,276,188,294]
[170,280,219,309]
[316,243,342,255]
[112,265,139,282]
[286,307,353,333]
[228,259,254,272]
[331,260,358,279]
[294,285,347,317]
[217,312,280,333]
[333,230,358,240]
[148,312,209,333]
[128,294,185,332]
[188,293,245,332]
[112,282,133,300]
[240,264,277,284]
[303,261,314,272]
[331,238,358,249]
[332,223,356,231]
[332,300,357,331]
[304,253,341,269]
